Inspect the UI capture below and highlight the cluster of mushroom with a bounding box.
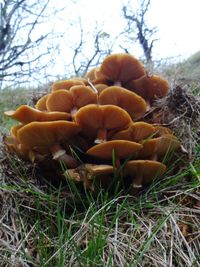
[4,53,180,193]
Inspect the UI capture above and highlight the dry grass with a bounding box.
[0,139,200,266]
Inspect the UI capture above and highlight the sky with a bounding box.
[2,0,200,87]
[61,0,200,61]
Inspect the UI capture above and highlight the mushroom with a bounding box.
[35,94,49,111]
[153,126,172,137]
[69,85,98,110]
[125,74,170,105]
[95,53,145,87]
[110,122,155,142]
[46,89,73,113]
[94,83,108,93]
[123,160,167,191]
[51,79,85,91]
[4,124,36,162]
[17,121,81,167]
[84,67,98,81]
[99,86,147,120]
[46,86,97,115]
[4,135,36,162]
[87,140,142,167]
[64,163,114,191]
[74,104,132,143]
[139,134,180,160]
[4,105,71,124]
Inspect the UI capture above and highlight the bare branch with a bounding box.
[122,0,158,63]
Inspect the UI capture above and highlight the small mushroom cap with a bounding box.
[74,104,132,138]
[87,140,142,160]
[84,163,114,176]
[46,89,73,112]
[124,160,167,184]
[4,135,34,161]
[4,105,71,123]
[154,126,172,137]
[10,124,24,136]
[111,122,155,142]
[84,68,98,81]
[94,84,108,93]
[125,74,170,102]
[99,86,147,119]
[35,94,49,111]
[17,121,81,149]
[51,79,84,91]
[139,134,180,158]
[96,53,145,84]
[69,85,98,108]
[47,86,98,113]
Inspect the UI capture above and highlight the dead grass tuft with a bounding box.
[144,85,200,160]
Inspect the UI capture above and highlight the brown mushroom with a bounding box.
[69,85,98,110]
[4,123,34,161]
[154,126,172,137]
[35,94,49,111]
[95,53,145,86]
[125,74,170,104]
[99,86,147,120]
[46,89,73,113]
[4,105,71,123]
[111,122,155,142]
[84,67,98,81]
[87,140,142,167]
[51,79,85,91]
[94,83,108,93]
[17,121,81,167]
[139,134,180,160]
[46,86,97,115]
[74,104,132,143]
[65,163,114,191]
[124,160,167,191]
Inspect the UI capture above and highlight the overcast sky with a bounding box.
[63,0,200,60]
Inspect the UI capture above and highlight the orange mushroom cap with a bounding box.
[96,53,145,85]
[124,160,167,186]
[125,74,170,103]
[35,94,49,111]
[46,86,98,113]
[51,79,85,91]
[139,134,180,159]
[84,68,98,81]
[94,83,108,93]
[99,86,147,120]
[69,85,98,108]
[17,121,81,150]
[74,104,132,142]
[46,89,73,112]
[111,122,155,142]
[4,135,35,162]
[87,140,142,160]
[65,163,114,191]
[4,105,71,123]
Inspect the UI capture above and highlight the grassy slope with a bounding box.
[0,57,200,266]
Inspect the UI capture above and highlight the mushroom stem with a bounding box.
[114,80,122,86]
[114,158,121,169]
[131,174,143,194]
[50,143,78,168]
[151,154,158,161]
[95,128,107,144]
[70,106,78,116]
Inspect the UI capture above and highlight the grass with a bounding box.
[0,75,200,266]
[1,156,199,266]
